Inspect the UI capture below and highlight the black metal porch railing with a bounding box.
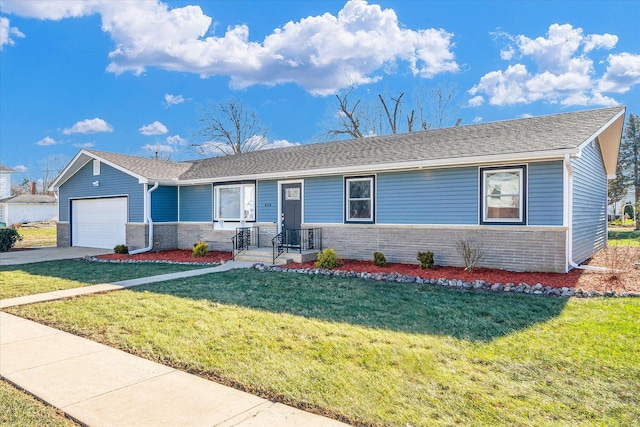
[231,226,259,260]
[272,228,322,264]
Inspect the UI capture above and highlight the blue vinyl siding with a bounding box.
[257,180,278,223]
[179,185,212,222]
[151,186,178,222]
[528,161,564,226]
[377,168,478,224]
[58,160,143,222]
[305,176,343,223]
[571,139,607,264]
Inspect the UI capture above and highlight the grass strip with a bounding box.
[7,269,640,426]
[0,379,77,426]
[0,260,208,299]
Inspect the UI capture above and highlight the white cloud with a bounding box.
[12,165,27,173]
[259,139,300,150]
[500,46,514,61]
[166,134,186,146]
[1,0,458,95]
[73,142,95,148]
[35,136,58,146]
[63,118,113,134]
[472,117,482,123]
[518,113,534,119]
[0,16,24,49]
[164,93,185,106]
[467,95,484,107]
[139,121,168,136]
[583,33,618,53]
[470,23,634,107]
[598,53,640,93]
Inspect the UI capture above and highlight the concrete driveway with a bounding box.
[0,247,111,266]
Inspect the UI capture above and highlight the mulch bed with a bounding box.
[94,247,639,294]
[97,250,231,264]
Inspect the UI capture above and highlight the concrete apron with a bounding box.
[0,247,112,266]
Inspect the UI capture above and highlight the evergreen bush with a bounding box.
[373,251,387,267]
[0,227,22,252]
[192,241,209,258]
[315,248,341,269]
[417,251,435,269]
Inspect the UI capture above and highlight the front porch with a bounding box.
[231,226,322,265]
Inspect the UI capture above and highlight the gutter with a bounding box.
[129,182,159,255]
[564,154,617,272]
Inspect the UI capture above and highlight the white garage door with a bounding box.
[72,197,127,249]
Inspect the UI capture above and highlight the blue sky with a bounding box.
[1,0,639,185]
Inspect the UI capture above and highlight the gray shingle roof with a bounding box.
[0,194,57,204]
[86,150,193,181]
[0,164,15,173]
[179,106,624,180]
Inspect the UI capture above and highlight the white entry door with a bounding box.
[71,197,127,248]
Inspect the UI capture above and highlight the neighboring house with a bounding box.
[50,107,625,273]
[0,164,13,200]
[0,194,58,226]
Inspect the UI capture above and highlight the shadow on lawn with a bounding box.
[0,260,203,285]
[135,269,568,342]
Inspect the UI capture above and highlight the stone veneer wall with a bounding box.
[306,223,568,273]
[175,222,277,251]
[126,223,147,250]
[126,223,178,251]
[56,222,69,247]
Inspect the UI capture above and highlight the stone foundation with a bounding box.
[306,223,568,273]
[56,222,69,247]
[126,223,147,250]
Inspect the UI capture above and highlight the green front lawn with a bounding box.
[0,379,77,426]
[608,229,640,246]
[7,269,639,426]
[13,225,57,248]
[0,260,207,299]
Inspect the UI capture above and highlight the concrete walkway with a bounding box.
[0,261,349,426]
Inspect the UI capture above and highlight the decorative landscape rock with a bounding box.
[254,263,640,298]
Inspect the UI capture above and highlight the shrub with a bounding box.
[315,248,342,269]
[113,244,129,254]
[373,251,387,267]
[455,239,485,272]
[417,251,434,269]
[192,241,209,258]
[0,227,23,252]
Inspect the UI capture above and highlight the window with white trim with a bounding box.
[214,183,255,221]
[346,176,374,222]
[93,160,100,176]
[481,166,526,224]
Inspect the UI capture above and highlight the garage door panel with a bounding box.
[72,198,127,249]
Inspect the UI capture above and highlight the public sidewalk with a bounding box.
[0,261,348,426]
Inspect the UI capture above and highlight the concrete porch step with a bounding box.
[233,247,319,265]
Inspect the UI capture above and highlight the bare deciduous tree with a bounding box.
[326,84,460,139]
[39,154,69,195]
[326,87,364,139]
[193,99,268,156]
[378,92,404,135]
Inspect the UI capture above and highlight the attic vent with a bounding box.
[93,160,100,176]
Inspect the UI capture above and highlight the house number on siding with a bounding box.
[264,203,272,207]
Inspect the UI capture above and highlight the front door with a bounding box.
[281,183,302,247]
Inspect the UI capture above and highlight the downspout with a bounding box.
[129,182,159,255]
[565,154,617,272]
